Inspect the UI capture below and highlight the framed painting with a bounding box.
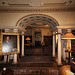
[35,32,41,38]
[0,33,20,55]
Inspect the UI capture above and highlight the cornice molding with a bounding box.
[0,7,75,13]
[57,26,75,29]
[0,26,18,29]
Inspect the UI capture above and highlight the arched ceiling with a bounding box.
[17,14,59,30]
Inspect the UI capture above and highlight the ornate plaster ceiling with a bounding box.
[17,14,59,30]
[0,0,75,12]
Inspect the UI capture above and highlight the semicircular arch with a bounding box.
[16,14,59,31]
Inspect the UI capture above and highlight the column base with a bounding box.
[58,63,63,66]
[52,56,56,58]
[12,62,17,64]
[21,55,25,57]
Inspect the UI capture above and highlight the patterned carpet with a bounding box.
[20,56,55,63]
[11,67,59,75]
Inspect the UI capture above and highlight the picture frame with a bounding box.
[35,32,41,38]
[0,33,20,55]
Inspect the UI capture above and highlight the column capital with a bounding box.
[21,32,24,35]
[53,32,56,36]
[5,29,10,32]
[58,29,62,34]
[13,29,18,33]
[67,29,71,33]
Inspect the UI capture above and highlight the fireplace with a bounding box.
[35,41,41,47]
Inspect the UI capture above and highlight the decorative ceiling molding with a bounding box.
[16,14,59,31]
[0,7,75,13]
[57,26,75,29]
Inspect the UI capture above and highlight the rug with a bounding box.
[11,67,59,75]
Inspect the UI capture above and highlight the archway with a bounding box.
[16,14,59,30]
[16,14,59,55]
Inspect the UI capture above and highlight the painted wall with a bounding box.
[25,27,52,44]
[25,29,32,36]
[0,12,75,27]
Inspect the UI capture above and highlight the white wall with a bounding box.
[0,12,75,27]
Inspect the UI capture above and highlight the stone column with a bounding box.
[13,54,17,64]
[62,39,67,61]
[21,32,25,56]
[58,29,62,65]
[13,29,18,64]
[63,47,66,61]
[4,55,7,63]
[53,32,56,57]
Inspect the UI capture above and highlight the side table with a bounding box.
[65,50,74,64]
[1,68,14,75]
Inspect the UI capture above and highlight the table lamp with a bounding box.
[25,37,31,40]
[25,37,31,43]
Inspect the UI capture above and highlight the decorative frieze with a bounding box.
[0,7,75,13]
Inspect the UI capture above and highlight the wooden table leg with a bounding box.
[17,54,22,67]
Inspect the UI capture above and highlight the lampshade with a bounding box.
[62,33,75,39]
[25,37,31,40]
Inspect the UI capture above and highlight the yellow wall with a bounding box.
[0,12,75,26]
[25,27,52,44]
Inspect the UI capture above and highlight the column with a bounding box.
[63,48,66,61]
[4,55,7,63]
[13,54,17,64]
[13,29,18,64]
[62,39,67,61]
[21,32,25,56]
[53,32,56,57]
[58,29,62,65]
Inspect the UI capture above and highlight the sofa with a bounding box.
[59,65,75,75]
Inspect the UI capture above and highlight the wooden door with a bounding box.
[44,36,52,53]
